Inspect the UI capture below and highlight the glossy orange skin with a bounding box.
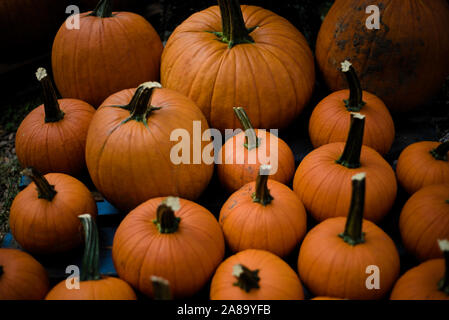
[217,130,295,193]
[316,0,449,113]
[309,90,395,155]
[219,180,306,257]
[161,5,315,131]
[52,11,163,107]
[293,143,397,223]
[0,249,49,300]
[112,198,225,299]
[15,99,95,176]
[298,217,400,300]
[9,173,97,254]
[85,87,213,212]
[210,249,304,300]
[399,184,449,261]
[390,259,449,300]
[396,141,449,195]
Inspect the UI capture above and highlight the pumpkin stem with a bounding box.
[125,82,162,124]
[36,68,64,123]
[79,214,101,281]
[232,264,260,293]
[0,266,3,277]
[217,0,255,48]
[90,0,113,18]
[153,197,181,234]
[151,276,173,300]
[233,107,259,150]
[252,165,273,206]
[438,239,449,294]
[336,113,365,169]
[21,167,57,201]
[339,172,366,245]
[341,60,366,112]
[430,140,449,161]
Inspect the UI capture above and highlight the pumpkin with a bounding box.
[161,0,315,131]
[217,107,295,193]
[85,82,213,212]
[52,0,163,107]
[298,172,400,299]
[399,184,449,261]
[309,60,394,155]
[210,249,304,300]
[112,197,225,299]
[293,113,396,223]
[0,248,49,300]
[219,164,306,257]
[46,214,136,300]
[316,0,449,113]
[9,168,97,254]
[390,239,449,300]
[396,140,449,195]
[15,68,95,177]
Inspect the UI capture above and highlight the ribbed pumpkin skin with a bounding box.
[15,99,95,176]
[210,249,304,300]
[9,173,97,254]
[309,90,395,155]
[52,11,163,107]
[161,5,315,131]
[390,259,449,300]
[293,143,397,223]
[396,141,449,195]
[112,198,225,299]
[298,218,400,300]
[399,184,449,261]
[219,180,306,257]
[217,130,295,193]
[0,249,49,300]
[316,0,449,113]
[85,88,213,212]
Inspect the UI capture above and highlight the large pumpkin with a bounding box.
[294,113,396,223]
[298,173,400,299]
[316,0,449,112]
[112,197,225,299]
[161,0,315,131]
[85,82,213,212]
[52,0,163,107]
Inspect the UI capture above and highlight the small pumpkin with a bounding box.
[15,68,95,176]
[0,248,49,300]
[46,214,136,300]
[217,107,295,193]
[9,168,97,254]
[294,113,397,223]
[396,140,449,194]
[309,60,394,155]
[390,239,449,300]
[112,197,225,299]
[298,172,400,299]
[219,164,306,257]
[210,249,304,300]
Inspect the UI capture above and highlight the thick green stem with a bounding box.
[438,240,449,294]
[336,113,365,169]
[341,60,366,112]
[233,107,259,150]
[90,0,113,18]
[79,214,101,281]
[339,172,366,245]
[252,165,273,206]
[153,197,181,234]
[21,168,56,201]
[232,264,260,293]
[35,68,64,123]
[430,141,449,161]
[217,0,254,48]
[151,276,173,300]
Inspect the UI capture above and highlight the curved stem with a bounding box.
[79,214,101,281]
[232,264,260,293]
[252,165,273,206]
[21,168,56,201]
[430,141,449,161]
[151,276,173,300]
[234,107,259,150]
[438,240,449,294]
[153,197,181,234]
[90,0,113,18]
[124,82,162,124]
[341,60,366,112]
[217,0,254,48]
[35,68,64,123]
[336,113,365,169]
[339,172,366,245]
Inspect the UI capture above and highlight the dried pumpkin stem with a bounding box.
[90,0,113,18]
[232,264,260,293]
[252,165,273,206]
[438,239,449,294]
[430,140,449,161]
[36,68,64,123]
[218,0,255,48]
[125,82,162,124]
[151,276,173,300]
[341,60,366,112]
[153,197,181,234]
[233,107,259,150]
[79,214,101,281]
[336,113,365,169]
[21,167,57,201]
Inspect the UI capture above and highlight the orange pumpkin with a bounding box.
[9,168,97,254]
[15,68,95,176]
[294,113,396,223]
[396,140,449,194]
[161,0,315,131]
[112,197,225,299]
[298,172,400,299]
[309,60,394,155]
[217,107,295,193]
[85,82,213,212]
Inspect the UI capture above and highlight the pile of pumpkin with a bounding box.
[1,0,449,300]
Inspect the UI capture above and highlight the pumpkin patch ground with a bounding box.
[1,0,449,303]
